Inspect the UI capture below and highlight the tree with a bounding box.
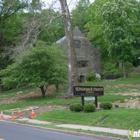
[131,0,140,66]
[12,1,64,61]
[71,0,90,34]
[0,0,28,92]
[59,0,79,94]
[99,0,140,78]
[0,42,67,97]
[85,0,111,63]
[86,0,140,78]
[38,9,65,45]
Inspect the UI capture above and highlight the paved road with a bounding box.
[0,121,100,140]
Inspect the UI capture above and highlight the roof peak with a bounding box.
[73,26,86,37]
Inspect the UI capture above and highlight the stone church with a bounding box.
[56,27,102,82]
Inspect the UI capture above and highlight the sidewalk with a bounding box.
[1,114,128,139]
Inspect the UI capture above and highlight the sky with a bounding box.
[42,0,95,11]
[42,0,95,4]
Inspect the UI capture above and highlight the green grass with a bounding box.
[81,74,140,94]
[98,94,138,103]
[0,95,81,111]
[37,108,140,130]
[0,93,137,111]
[0,73,140,134]
[0,86,35,95]
[81,74,140,86]
[0,87,35,102]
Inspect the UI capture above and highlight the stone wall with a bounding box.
[56,27,102,81]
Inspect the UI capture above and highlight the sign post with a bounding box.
[81,96,84,106]
[73,86,104,107]
[95,96,98,107]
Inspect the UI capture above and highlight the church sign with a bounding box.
[73,86,104,107]
[73,86,104,96]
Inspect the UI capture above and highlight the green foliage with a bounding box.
[71,0,90,33]
[98,0,139,62]
[102,62,123,79]
[125,62,134,75]
[69,103,83,112]
[0,0,28,71]
[102,61,134,79]
[0,43,67,91]
[100,102,112,110]
[87,72,95,81]
[85,0,110,62]
[86,0,140,76]
[69,104,74,111]
[83,103,96,112]
[38,9,65,45]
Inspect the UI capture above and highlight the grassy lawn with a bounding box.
[36,108,140,130]
[0,74,140,131]
[0,93,137,110]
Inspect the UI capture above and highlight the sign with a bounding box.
[84,97,95,101]
[73,86,104,96]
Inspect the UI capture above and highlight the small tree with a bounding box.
[0,42,67,97]
[87,72,95,81]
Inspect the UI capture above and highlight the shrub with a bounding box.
[87,72,95,81]
[125,61,134,76]
[69,104,74,111]
[100,102,112,110]
[69,103,83,112]
[102,62,123,79]
[84,103,96,112]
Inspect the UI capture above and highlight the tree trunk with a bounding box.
[55,84,59,91]
[59,0,79,94]
[0,79,2,93]
[122,61,127,78]
[40,85,46,98]
[0,85,2,93]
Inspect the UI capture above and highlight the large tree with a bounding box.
[59,0,79,94]
[0,42,67,97]
[86,0,140,78]
[85,0,110,62]
[71,0,90,34]
[0,0,28,92]
[99,0,140,78]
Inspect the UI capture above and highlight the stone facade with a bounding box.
[56,27,102,82]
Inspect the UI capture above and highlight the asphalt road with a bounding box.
[0,121,99,140]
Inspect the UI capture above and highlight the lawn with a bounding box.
[0,74,140,131]
[36,108,140,130]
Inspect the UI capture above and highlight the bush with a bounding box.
[125,61,134,76]
[100,102,112,110]
[69,104,74,111]
[69,103,83,112]
[84,103,96,112]
[87,72,95,81]
[102,62,123,79]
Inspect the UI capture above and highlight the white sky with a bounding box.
[42,0,95,4]
[42,0,95,11]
